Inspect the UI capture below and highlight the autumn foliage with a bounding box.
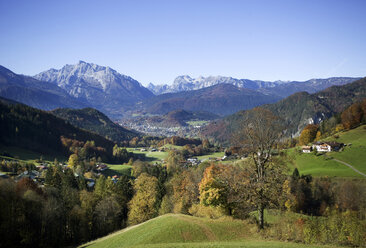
[299,124,319,145]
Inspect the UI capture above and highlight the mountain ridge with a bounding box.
[148,75,360,97]
[0,65,86,110]
[34,61,154,118]
[135,83,281,116]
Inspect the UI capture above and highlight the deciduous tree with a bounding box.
[233,107,286,228]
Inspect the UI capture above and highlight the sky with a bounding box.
[0,0,366,86]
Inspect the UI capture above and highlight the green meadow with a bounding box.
[80,214,341,248]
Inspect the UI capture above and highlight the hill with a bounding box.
[0,97,116,158]
[51,108,138,142]
[135,84,281,116]
[80,214,340,248]
[0,65,85,110]
[282,124,366,178]
[35,61,154,118]
[203,77,366,143]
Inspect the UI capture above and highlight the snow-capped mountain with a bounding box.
[34,61,154,117]
[148,75,359,97]
[148,75,286,95]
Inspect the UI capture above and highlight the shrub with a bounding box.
[188,204,226,219]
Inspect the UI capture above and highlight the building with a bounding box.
[312,141,343,152]
[302,146,312,153]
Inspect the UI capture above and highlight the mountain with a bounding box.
[148,75,282,94]
[51,108,139,143]
[136,83,281,116]
[0,65,85,110]
[202,77,366,144]
[34,61,154,118]
[258,77,362,98]
[0,96,116,157]
[148,75,359,97]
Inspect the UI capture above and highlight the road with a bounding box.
[332,158,366,177]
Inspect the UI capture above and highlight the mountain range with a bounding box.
[0,61,362,122]
[148,75,359,98]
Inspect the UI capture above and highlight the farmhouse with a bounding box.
[312,141,343,152]
[96,163,108,172]
[302,146,312,153]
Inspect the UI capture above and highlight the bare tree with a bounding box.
[233,107,286,229]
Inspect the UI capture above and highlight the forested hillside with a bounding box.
[0,97,118,161]
[52,108,138,143]
[203,77,366,144]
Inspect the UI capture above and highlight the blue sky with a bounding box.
[0,0,365,86]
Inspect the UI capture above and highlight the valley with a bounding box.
[1,62,366,248]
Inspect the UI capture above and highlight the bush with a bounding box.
[188,204,226,219]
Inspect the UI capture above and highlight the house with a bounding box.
[15,170,41,181]
[312,141,343,152]
[302,146,312,153]
[187,157,200,166]
[96,163,108,172]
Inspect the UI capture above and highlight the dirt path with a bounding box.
[332,158,366,177]
[177,215,217,241]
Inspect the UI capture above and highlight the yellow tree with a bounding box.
[128,173,159,225]
[299,124,318,145]
[68,154,79,168]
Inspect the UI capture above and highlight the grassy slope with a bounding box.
[0,144,67,163]
[288,125,366,178]
[80,214,340,248]
[323,125,366,174]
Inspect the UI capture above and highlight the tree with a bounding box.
[233,107,286,228]
[128,173,159,225]
[299,124,318,145]
[341,102,363,129]
[68,154,79,169]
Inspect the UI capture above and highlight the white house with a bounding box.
[312,142,343,152]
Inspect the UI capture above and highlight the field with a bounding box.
[102,164,132,177]
[126,148,169,162]
[80,214,341,248]
[196,152,225,161]
[288,125,366,178]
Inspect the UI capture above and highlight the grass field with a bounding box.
[288,125,366,178]
[323,125,366,175]
[102,164,132,177]
[127,148,169,162]
[196,152,225,161]
[80,214,341,248]
[287,149,361,177]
